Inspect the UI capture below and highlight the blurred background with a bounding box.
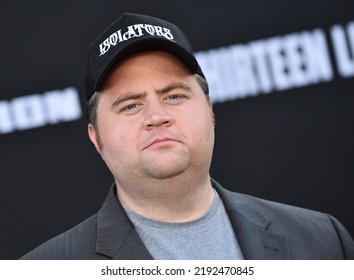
[1,0,353,259]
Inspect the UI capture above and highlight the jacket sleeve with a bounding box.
[327,214,354,260]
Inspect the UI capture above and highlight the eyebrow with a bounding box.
[156,82,193,95]
[111,92,147,109]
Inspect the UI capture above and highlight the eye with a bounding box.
[121,103,142,113]
[126,104,138,110]
[166,95,180,100]
[164,94,185,103]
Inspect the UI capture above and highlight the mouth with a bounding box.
[144,137,180,150]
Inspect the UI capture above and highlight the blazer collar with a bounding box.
[212,179,292,259]
[95,184,153,260]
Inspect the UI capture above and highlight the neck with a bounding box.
[115,174,214,222]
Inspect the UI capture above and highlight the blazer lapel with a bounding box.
[112,229,153,260]
[213,180,292,259]
[225,208,291,259]
[95,184,153,260]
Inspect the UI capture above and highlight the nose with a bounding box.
[143,100,172,130]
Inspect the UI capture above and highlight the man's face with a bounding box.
[88,51,215,185]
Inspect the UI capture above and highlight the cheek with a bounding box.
[105,124,135,150]
[99,128,139,175]
[184,105,214,143]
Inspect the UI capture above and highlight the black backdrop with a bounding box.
[1,0,353,259]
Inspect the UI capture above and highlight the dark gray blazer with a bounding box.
[21,179,354,259]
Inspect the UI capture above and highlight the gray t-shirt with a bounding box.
[124,189,244,260]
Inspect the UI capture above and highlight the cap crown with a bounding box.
[85,13,204,101]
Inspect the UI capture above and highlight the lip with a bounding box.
[144,137,180,150]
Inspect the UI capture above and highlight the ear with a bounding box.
[88,123,102,154]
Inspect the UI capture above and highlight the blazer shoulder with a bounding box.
[217,185,354,259]
[218,185,328,222]
[251,195,354,259]
[20,214,106,260]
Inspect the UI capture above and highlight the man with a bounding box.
[21,13,354,260]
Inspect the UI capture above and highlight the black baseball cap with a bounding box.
[85,12,205,101]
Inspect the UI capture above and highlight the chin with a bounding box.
[145,165,188,180]
[142,152,190,175]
